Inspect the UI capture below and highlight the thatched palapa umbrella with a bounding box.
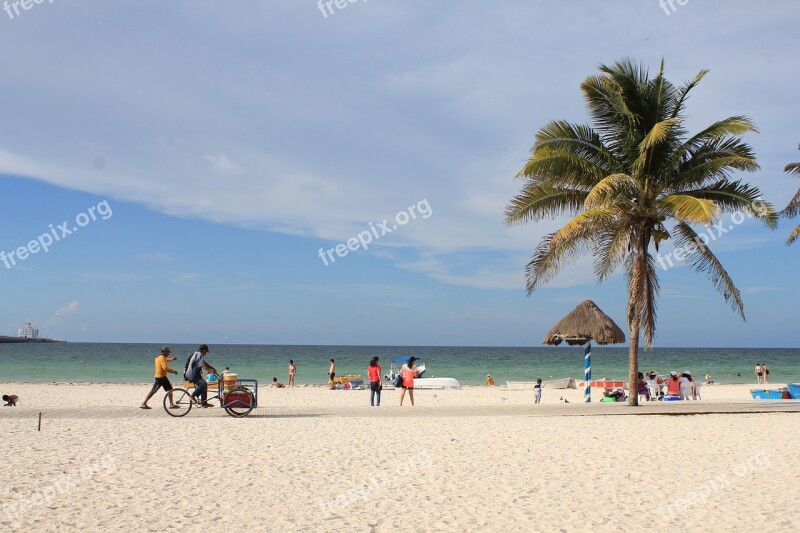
[543,300,625,402]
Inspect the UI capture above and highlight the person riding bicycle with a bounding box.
[185,344,217,408]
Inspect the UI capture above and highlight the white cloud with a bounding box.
[134,253,173,262]
[45,300,79,326]
[0,1,796,292]
[203,154,243,175]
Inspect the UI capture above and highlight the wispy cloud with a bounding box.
[171,272,198,285]
[45,300,79,326]
[84,273,148,282]
[204,154,243,175]
[134,252,173,262]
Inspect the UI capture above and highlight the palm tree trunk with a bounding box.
[627,229,647,406]
[628,315,640,406]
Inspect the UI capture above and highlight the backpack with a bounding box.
[392,373,403,388]
[184,352,199,381]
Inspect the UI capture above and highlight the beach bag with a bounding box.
[392,374,403,388]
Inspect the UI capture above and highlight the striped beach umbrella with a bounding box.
[542,300,625,403]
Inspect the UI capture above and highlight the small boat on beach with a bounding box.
[384,357,462,390]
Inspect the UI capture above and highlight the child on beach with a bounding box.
[533,379,542,404]
[2,394,18,406]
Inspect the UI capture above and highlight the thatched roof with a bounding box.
[542,300,625,346]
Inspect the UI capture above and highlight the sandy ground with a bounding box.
[1,383,799,532]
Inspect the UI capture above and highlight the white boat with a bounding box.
[384,357,461,390]
[413,377,462,390]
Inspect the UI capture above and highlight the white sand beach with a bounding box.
[2,383,799,532]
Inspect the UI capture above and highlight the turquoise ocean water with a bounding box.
[0,343,798,386]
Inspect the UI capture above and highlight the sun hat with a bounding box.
[161,346,171,353]
[669,371,678,377]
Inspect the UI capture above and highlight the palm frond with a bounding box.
[525,208,617,293]
[505,186,588,226]
[584,173,641,208]
[787,223,800,246]
[659,195,720,225]
[672,223,745,319]
[682,179,777,228]
[668,69,709,118]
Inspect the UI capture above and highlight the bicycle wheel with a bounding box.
[163,388,193,417]
[224,388,255,418]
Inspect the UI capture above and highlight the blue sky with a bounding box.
[0,1,798,346]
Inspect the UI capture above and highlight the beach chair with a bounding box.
[680,381,693,400]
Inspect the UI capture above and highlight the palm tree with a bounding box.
[781,145,800,245]
[505,59,777,405]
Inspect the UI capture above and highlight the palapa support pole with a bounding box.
[38,412,42,431]
[584,340,592,403]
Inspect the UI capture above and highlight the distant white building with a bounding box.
[18,321,39,339]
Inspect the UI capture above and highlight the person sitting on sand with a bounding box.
[140,346,180,410]
[637,372,650,401]
[645,371,661,400]
[486,374,494,386]
[271,377,285,388]
[705,371,712,384]
[666,371,681,396]
[2,394,18,406]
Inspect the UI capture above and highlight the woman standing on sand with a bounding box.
[399,357,418,407]
[368,357,382,407]
[762,363,769,384]
[288,360,296,387]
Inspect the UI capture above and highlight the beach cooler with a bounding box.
[662,395,682,402]
[751,388,787,400]
[788,383,800,399]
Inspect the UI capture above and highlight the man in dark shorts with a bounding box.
[140,346,179,409]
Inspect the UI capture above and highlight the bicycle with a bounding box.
[163,374,258,418]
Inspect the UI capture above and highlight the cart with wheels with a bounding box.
[162,375,258,418]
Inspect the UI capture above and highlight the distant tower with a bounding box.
[18,321,39,339]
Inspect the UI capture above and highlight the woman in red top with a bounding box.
[368,357,382,407]
[399,356,418,406]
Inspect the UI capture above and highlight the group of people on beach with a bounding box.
[755,363,770,384]
[637,370,701,401]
